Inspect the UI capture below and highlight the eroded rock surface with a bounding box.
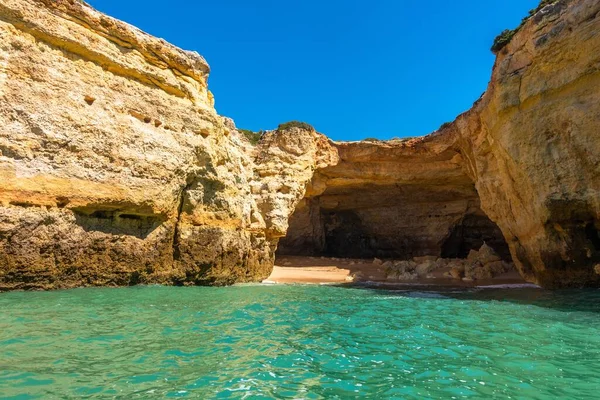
[384,244,516,282]
[252,127,339,240]
[278,136,511,261]
[281,0,600,288]
[451,0,600,288]
[0,0,322,289]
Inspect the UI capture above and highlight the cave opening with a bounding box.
[584,221,600,251]
[440,213,512,261]
[276,196,512,262]
[274,143,515,267]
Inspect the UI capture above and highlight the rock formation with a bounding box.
[383,243,515,282]
[0,0,598,289]
[452,0,600,288]
[0,0,328,289]
[252,127,339,241]
[278,137,512,262]
[280,0,600,288]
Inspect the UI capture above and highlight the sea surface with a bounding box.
[1,284,599,399]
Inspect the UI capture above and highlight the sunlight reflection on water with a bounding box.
[1,285,599,398]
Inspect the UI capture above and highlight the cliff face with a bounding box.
[0,0,329,289]
[0,0,598,289]
[280,0,600,288]
[252,128,339,241]
[0,0,245,288]
[278,137,512,262]
[453,0,600,288]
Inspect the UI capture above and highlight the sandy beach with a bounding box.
[266,255,529,287]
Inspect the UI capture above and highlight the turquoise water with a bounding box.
[1,285,600,399]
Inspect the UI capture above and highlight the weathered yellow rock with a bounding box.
[0,0,272,289]
[453,0,600,288]
[282,0,600,288]
[279,136,511,262]
[252,126,339,239]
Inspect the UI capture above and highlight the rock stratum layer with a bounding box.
[0,0,330,289]
[0,0,598,289]
[455,0,600,288]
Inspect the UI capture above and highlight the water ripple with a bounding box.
[1,286,599,398]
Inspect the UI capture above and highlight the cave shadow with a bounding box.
[278,202,514,262]
[73,209,165,239]
[332,283,600,314]
[441,213,512,261]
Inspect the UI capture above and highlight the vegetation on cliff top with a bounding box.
[363,137,418,143]
[238,129,264,145]
[491,0,561,53]
[239,121,314,145]
[277,121,314,132]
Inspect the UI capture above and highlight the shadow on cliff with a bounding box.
[73,209,165,239]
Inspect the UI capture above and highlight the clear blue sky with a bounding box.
[86,0,539,141]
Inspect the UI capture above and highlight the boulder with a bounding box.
[467,249,480,262]
[397,272,418,281]
[416,261,437,277]
[486,261,508,276]
[478,243,502,265]
[413,255,438,264]
[465,262,493,280]
[449,266,465,280]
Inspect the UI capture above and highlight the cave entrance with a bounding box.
[440,212,512,261]
[276,197,512,262]
[584,221,600,251]
[275,198,387,259]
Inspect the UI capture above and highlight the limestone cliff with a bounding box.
[0,0,598,290]
[278,136,511,262]
[0,0,324,289]
[452,0,600,288]
[280,0,600,288]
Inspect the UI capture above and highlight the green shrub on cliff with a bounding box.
[363,137,381,142]
[491,0,560,53]
[277,121,314,132]
[491,29,516,53]
[238,129,263,145]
